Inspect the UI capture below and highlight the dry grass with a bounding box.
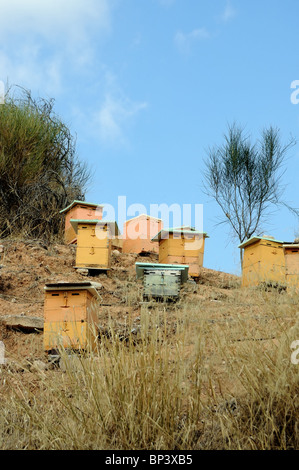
[0,280,298,450]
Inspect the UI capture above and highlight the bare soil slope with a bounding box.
[0,239,298,450]
[0,239,240,361]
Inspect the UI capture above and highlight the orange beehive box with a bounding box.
[151,227,209,278]
[71,219,119,271]
[283,243,299,292]
[239,236,286,288]
[43,282,101,353]
[60,200,104,245]
[122,214,163,255]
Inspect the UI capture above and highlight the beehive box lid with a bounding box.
[60,200,104,214]
[70,219,119,236]
[151,228,209,241]
[44,281,102,299]
[238,236,285,249]
[135,262,189,283]
[124,213,162,224]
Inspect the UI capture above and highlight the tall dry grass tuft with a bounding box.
[0,286,298,450]
[0,306,204,450]
[203,290,299,450]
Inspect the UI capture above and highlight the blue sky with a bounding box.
[0,0,299,275]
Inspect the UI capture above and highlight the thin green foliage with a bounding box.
[0,85,90,242]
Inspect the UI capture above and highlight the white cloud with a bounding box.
[174,2,237,56]
[220,1,237,22]
[96,94,147,145]
[0,1,147,148]
[0,0,111,42]
[0,0,112,94]
[174,28,210,55]
[85,70,148,147]
[0,44,64,96]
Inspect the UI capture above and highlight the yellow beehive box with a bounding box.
[60,200,104,245]
[71,219,119,271]
[239,236,286,288]
[152,227,209,278]
[43,281,101,353]
[283,243,299,292]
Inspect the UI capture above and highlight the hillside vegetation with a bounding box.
[0,87,89,242]
[0,239,298,450]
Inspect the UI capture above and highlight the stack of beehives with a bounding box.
[43,281,102,357]
[60,200,120,272]
[239,235,299,291]
[135,262,189,301]
[133,227,209,300]
[151,226,209,279]
[60,202,211,301]
[70,219,119,271]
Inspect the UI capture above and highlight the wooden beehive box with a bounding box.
[71,219,119,271]
[43,281,101,354]
[151,227,208,278]
[60,200,104,245]
[122,214,163,254]
[136,262,189,300]
[283,243,299,292]
[239,236,286,288]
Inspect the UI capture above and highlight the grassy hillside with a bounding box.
[0,239,298,450]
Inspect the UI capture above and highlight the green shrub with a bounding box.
[0,86,90,242]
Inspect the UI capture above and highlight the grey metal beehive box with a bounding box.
[135,262,189,300]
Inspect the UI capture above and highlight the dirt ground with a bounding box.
[1,238,298,451]
[0,238,242,363]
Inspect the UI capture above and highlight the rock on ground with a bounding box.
[1,314,44,332]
